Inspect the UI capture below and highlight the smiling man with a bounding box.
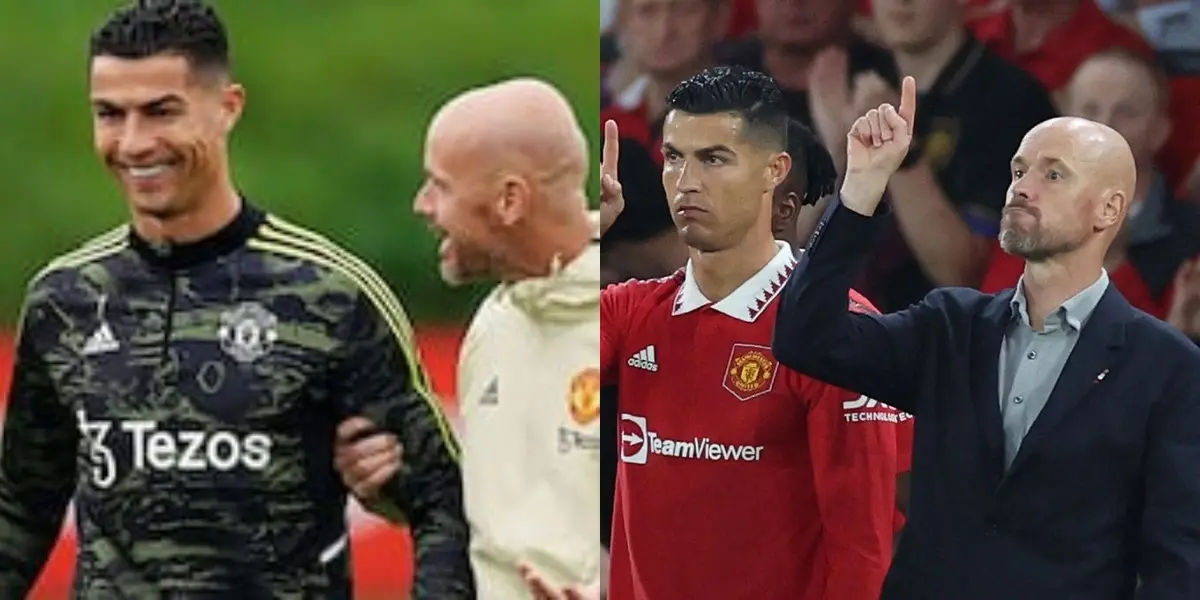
[0,1,471,597]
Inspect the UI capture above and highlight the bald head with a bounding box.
[1027,116,1136,209]
[999,116,1137,262]
[414,78,593,286]
[427,78,589,205]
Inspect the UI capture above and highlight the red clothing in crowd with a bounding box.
[727,0,758,40]
[968,0,1200,194]
[604,243,899,600]
[969,0,1153,90]
[860,0,994,15]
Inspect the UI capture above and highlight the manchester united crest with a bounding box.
[568,367,601,425]
[723,343,778,401]
[218,302,279,364]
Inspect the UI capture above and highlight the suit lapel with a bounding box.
[1005,286,1129,476]
[972,291,1012,479]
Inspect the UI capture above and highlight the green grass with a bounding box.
[0,1,599,323]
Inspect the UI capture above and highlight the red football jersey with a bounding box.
[602,244,899,600]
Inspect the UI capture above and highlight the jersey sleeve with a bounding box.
[330,288,474,599]
[0,278,77,592]
[803,377,897,600]
[601,283,629,386]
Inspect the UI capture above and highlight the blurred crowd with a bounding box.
[599,0,1200,549]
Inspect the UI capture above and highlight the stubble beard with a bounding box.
[998,223,1079,263]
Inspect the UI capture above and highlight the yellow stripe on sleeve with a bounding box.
[249,220,460,462]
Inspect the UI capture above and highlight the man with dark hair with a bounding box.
[0,1,472,596]
[601,65,899,599]
[774,118,838,249]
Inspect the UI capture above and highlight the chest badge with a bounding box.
[218,302,279,364]
[568,368,601,425]
[723,343,778,401]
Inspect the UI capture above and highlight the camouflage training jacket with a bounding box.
[0,203,473,599]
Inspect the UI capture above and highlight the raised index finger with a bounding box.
[898,76,917,136]
[602,119,620,178]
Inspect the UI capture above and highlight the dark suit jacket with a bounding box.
[772,201,1200,600]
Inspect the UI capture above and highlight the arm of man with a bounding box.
[774,77,943,413]
[600,284,629,387]
[0,281,78,591]
[332,290,473,599]
[806,380,897,599]
[1137,348,1200,598]
[773,203,939,413]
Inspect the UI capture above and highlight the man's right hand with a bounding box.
[840,75,917,216]
[334,416,403,500]
[520,564,601,600]
[599,119,625,237]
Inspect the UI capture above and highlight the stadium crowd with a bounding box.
[599,0,1200,577]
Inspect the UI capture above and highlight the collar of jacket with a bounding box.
[498,211,601,322]
[501,240,601,323]
[128,200,266,270]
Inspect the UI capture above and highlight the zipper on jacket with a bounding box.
[161,272,178,366]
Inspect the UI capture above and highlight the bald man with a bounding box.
[775,78,1200,599]
[334,78,603,600]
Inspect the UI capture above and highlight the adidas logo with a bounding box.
[82,323,120,356]
[479,377,499,405]
[627,345,659,372]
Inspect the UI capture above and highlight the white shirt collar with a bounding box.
[672,241,797,322]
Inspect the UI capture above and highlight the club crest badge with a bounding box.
[568,368,601,425]
[218,302,279,364]
[723,343,778,401]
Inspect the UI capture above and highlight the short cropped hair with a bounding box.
[90,0,231,74]
[783,118,837,205]
[665,66,789,152]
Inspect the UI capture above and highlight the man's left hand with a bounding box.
[519,564,601,600]
[841,75,918,215]
[599,119,624,237]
